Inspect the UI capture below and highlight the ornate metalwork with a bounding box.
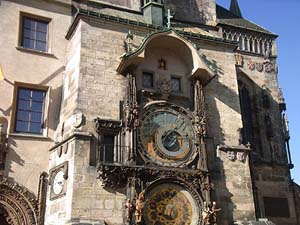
[98,163,208,187]
[94,118,122,132]
[0,176,39,225]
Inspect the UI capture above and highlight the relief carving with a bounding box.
[193,80,208,171]
[0,176,39,225]
[124,73,139,130]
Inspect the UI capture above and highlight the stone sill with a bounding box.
[16,46,57,58]
[9,133,51,141]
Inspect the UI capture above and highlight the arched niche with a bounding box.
[117,30,215,85]
[0,177,38,225]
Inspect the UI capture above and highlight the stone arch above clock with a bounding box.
[117,30,215,86]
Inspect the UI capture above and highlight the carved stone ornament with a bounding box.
[247,61,255,71]
[264,61,277,73]
[124,30,134,54]
[72,113,84,128]
[227,151,236,161]
[97,164,210,196]
[0,176,39,225]
[94,117,122,132]
[255,63,264,72]
[157,78,172,95]
[193,80,208,171]
[246,59,277,73]
[234,54,243,67]
[218,144,250,162]
[158,58,167,70]
[124,73,139,130]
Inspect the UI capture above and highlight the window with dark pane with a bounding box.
[21,16,48,52]
[103,135,115,162]
[238,81,253,145]
[264,197,290,218]
[171,77,181,92]
[15,87,45,134]
[143,72,154,88]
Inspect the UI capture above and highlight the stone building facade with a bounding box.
[0,0,298,225]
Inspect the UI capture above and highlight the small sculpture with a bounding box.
[158,58,167,70]
[202,201,211,225]
[124,30,134,53]
[211,202,221,225]
[125,199,134,224]
[135,191,145,224]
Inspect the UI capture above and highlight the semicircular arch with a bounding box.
[0,177,38,225]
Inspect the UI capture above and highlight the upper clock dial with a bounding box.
[138,105,196,166]
[53,170,65,195]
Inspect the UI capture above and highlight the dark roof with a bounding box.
[216,4,276,36]
[230,0,242,18]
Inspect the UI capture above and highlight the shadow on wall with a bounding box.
[205,60,289,223]
[0,66,65,175]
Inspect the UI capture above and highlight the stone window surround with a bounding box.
[9,81,50,138]
[17,11,52,54]
[170,75,182,93]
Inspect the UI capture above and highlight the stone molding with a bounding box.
[0,176,39,225]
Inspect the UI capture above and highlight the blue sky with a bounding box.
[216,0,300,183]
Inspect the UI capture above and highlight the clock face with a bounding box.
[144,183,199,225]
[138,105,196,166]
[53,170,65,195]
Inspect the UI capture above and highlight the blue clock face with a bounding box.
[138,105,196,166]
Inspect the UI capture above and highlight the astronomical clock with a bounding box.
[96,69,212,225]
[137,103,197,167]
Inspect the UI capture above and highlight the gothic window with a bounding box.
[14,87,46,134]
[20,14,49,52]
[171,76,181,92]
[143,72,154,88]
[238,81,253,145]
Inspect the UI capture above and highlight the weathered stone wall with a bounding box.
[164,0,217,25]
[70,138,125,224]
[237,53,287,164]
[200,44,256,223]
[253,165,298,225]
[95,0,142,11]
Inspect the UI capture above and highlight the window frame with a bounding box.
[170,75,182,93]
[142,71,154,89]
[10,82,50,137]
[18,12,51,53]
